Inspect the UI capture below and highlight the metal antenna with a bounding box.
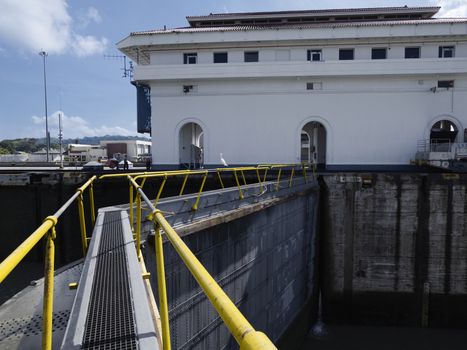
[104,54,134,78]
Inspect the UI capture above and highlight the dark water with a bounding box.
[301,324,467,350]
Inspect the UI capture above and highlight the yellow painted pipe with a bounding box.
[42,227,56,350]
[129,183,134,233]
[233,170,244,199]
[77,175,97,193]
[136,192,142,259]
[154,211,276,349]
[192,172,207,211]
[99,172,147,180]
[0,216,56,283]
[140,177,148,191]
[240,331,278,350]
[255,169,263,192]
[179,174,189,196]
[89,183,96,226]
[302,164,308,183]
[241,170,247,186]
[154,223,171,350]
[289,168,295,188]
[275,169,282,192]
[77,194,88,257]
[217,171,225,189]
[262,168,269,183]
[154,176,167,207]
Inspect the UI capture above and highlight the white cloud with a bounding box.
[77,6,103,29]
[72,35,108,57]
[31,111,134,138]
[86,7,102,24]
[0,0,107,56]
[435,0,467,17]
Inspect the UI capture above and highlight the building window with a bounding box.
[306,82,322,90]
[244,51,259,62]
[307,49,322,61]
[371,48,387,60]
[183,53,197,64]
[213,52,228,63]
[182,85,198,94]
[405,47,420,59]
[438,80,454,89]
[439,46,455,58]
[339,48,354,60]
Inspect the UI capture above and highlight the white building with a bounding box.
[118,6,467,170]
[99,140,151,162]
[67,144,106,163]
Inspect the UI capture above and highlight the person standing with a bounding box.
[145,157,151,171]
[123,155,129,170]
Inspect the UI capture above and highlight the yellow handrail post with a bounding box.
[217,171,225,189]
[77,192,88,256]
[154,175,168,207]
[42,217,57,350]
[140,177,148,192]
[255,169,264,192]
[302,163,308,183]
[192,171,208,211]
[240,170,247,186]
[136,191,142,259]
[313,162,317,179]
[275,169,282,192]
[89,183,96,226]
[154,221,171,350]
[233,170,244,199]
[179,174,189,196]
[262,168,268,183]
[289,167,295,187]
[129,182,134,233]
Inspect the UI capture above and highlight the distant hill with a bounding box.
[62,135,150,145]
[0,135,150,154]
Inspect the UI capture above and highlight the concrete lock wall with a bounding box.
[321,173,467,327]
[143,184,319,349]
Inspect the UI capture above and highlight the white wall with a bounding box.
[150,76,467,167]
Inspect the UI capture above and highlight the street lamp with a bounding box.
[39,51,50,162]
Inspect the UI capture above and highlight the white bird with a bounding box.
[220,153,228,167]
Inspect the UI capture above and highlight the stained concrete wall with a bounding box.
[321,173,467,327]
[143,181,319,349]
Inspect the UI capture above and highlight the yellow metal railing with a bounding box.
[0,175,97,350]
[0,163,317,349]
[127,176,278,350]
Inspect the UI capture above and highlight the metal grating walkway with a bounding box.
[61,209,159,350]
[81,211,137,349]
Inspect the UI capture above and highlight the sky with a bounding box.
[0,0,466,141]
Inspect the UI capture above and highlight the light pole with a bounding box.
[58,111,64,169]
[39,51,50,162]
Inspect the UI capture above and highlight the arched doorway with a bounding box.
[179,122,204,168]
[301,121,326,166]
[429,120,458,151]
